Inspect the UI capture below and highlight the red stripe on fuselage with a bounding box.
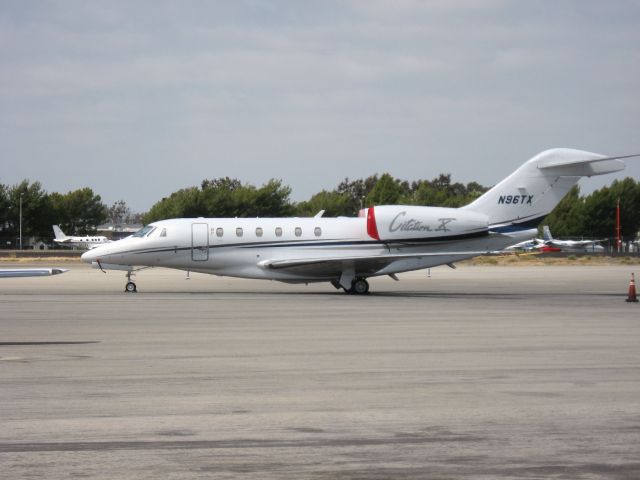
[367,207,380,240]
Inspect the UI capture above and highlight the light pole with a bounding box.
[19,193,23,250]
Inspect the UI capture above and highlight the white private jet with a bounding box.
[53,225,110,250]
[0,267,68,278]
[541,225,605,253]
[81,148,636,294]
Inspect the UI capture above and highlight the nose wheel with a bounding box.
[125,270,137,293]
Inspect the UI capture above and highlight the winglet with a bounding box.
[367,206,380,240]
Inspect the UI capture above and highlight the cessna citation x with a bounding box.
[82,149,637,294]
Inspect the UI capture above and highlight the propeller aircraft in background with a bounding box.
[53,225,110,250]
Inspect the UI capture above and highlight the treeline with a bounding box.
[544,178,640,241]
[0,180,140,245]
[143,174,488,223]
[1,175,639,244]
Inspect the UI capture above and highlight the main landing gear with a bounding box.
[346,277,369,295]
[332,274,370,295]
[125,270,137,293]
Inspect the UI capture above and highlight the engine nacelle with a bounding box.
[365,205,489,241]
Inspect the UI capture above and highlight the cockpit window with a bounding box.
[133,226,156,237]
[160,228,167,237]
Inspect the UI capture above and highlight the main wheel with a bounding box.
[351,278,369,295]
[125,281,137,293]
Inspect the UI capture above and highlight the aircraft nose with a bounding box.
[80,249,97,263]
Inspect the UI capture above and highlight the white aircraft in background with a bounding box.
[541,225,605,253]
[503,238,543,252]
[53,225,110,250]
[82,149,636,294]
[0,267,68,278]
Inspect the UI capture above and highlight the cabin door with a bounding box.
[191,223,209,261]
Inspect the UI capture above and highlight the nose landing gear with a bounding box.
[125,270,137,293]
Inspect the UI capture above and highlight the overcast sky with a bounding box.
[1,0,639,212]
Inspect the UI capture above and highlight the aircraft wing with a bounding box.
[570,239,604,246]
[0,268,68,278]
[259,251,486,277]
[548,239,602,248]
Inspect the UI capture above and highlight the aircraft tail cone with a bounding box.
[625,273,638,303]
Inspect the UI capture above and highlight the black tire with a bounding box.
[352,278,369,295]
[125,281,137,293]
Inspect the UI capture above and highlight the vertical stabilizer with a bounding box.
[52,225,67,240]
[462,148,626,229]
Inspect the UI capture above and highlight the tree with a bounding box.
[336,175,380,215]
[543,185,584,237]
[406,176,489,207]
[0,182,11,246]
[295,190,351,217]
[144,187,203,223]
[251,179,295,217]
[144,178,295,223]
[49,188,108,235]
[582,178,640,241]
[6,180,53,241]
[108,200,132,225]
[365,173,406,206]
[543,178,640,240]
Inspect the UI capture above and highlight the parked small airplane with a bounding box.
[81,148,636,294]
[0,267,68,278]
[541,225,605,253]
[503,238,543,252]
[53,225,110,250]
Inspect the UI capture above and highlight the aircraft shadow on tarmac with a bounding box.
[130,290,622,299]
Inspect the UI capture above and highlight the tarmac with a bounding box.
[1,263,639,479]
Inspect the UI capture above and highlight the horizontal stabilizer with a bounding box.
[537,153,638,177]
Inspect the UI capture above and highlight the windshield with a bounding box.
[132,226,156,238]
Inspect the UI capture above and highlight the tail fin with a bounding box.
[542,225,553,242]
[462,148,631,230]
[52,225,67,240]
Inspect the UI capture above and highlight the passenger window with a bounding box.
[295,227,302,237]
[275,227,283,237]
[160,228,167,237]
[216,228,223,237]
[314,227,321,237]
[236,227,243,237]
[255,227,263,237]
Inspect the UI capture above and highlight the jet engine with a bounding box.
[364,205,489,241]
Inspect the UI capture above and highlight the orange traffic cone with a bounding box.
[626,273,638,303]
